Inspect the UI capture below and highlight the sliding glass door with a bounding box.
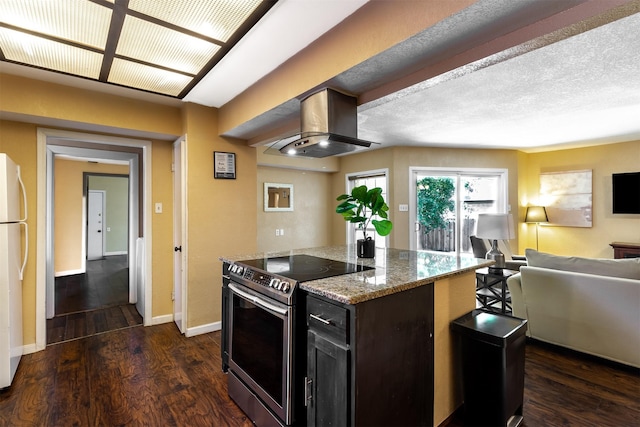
[410,168,508,254]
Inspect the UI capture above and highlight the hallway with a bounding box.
[46,255,142,344]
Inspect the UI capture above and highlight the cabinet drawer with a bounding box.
[307,296,349,344]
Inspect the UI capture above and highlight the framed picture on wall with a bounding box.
[540,169,592,227]
[214,151,236,179]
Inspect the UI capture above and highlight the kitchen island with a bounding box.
[221,245,492,426]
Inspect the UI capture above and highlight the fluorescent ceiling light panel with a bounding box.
[0,27,102,79]
[108,58,192,96]
[117,16,221,75]
[128,0,262,43]
[0,0,111,49]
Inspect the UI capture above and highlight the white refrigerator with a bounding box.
[0,153,28,389]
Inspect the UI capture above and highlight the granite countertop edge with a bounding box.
[300,266,488,305]
[220,246,494,305]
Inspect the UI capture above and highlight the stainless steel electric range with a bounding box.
[221,254,372,426]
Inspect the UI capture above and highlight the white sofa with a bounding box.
[507,249,640,368]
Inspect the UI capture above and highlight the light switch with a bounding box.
[399,204,409,212]
[155,203,163,213]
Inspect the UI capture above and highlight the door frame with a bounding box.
[343,169,390,247]
[173,136,187,333]
[87,189,106,260]
[36,128,153,351]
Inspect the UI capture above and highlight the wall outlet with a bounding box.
[276,229,280,236]
[155,202,163,213]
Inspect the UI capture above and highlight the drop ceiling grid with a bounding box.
[0,27,103,79]
[0,0,274,97]
[127,0,263,43]
[116,15,220,75]
[108,57,193,96]
[0,0,111,49]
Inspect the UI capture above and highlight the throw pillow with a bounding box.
[525,249,640,280]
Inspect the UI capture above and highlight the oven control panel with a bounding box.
[229,264,292,294]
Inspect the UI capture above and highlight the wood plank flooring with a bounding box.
[47,304,143,344]
[47,255,142,344]
[54,255,130,315]
[2,324,638,427]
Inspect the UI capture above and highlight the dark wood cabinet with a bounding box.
[305,284,434,426]
[610,242,640,259]
[306,330,349,427]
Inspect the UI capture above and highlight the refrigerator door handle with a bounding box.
[18,222,28,281]
[16,165,27,223]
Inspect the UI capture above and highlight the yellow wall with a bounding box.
[0,74,182,138]
[519,140,640,258]
[257,166,333,253]
[54,159,129,274]
[181,103,257,329]
[332,146,520,250]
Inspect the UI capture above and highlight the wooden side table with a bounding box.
[475,268,518,314]
[610,242,640,259]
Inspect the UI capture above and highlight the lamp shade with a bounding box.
[525,206,548,223]
[476,213,515,240]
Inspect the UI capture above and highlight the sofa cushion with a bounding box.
[525,249,640,280]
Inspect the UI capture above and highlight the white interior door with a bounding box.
[173,137,186,333]
[87,190,105,260]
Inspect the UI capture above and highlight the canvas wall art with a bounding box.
[540,170,592,227]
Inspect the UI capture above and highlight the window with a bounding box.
[344,169,389,250]
[410,168,508,254]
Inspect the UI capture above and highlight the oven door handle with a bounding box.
[229,283,288,316]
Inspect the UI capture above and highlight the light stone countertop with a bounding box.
[221,245,493,305]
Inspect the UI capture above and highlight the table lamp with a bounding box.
[476,213,515,273]
[524,206,548,250]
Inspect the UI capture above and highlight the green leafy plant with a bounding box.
[416,177,455,234]
[336,185,393,239]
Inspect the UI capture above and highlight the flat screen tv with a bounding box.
[612,172,640,214]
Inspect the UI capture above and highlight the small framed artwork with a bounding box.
[214,151,236,179]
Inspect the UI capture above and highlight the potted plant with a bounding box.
[336,185,393,258]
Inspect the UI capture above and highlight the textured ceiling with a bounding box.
[357,6,640,152]
[219,0,640,153]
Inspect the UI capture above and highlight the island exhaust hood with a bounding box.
[277,88,375,158]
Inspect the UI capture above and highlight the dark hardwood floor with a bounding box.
[47,255,142,344]
[2,324,638,426]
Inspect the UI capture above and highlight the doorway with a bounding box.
[36,129,153,352]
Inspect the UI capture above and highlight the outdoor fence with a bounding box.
[418,218,476,253]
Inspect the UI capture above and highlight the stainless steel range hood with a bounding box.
[277,88,374,158]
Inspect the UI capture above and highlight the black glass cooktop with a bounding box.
[237,254,374,282]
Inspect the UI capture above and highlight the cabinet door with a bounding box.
[307,330,349,427]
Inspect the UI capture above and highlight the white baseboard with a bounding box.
[186,321,221,337]
[54,268,84,277]
[148,314,173,326]
[22,343,39,355]
[105,251,128,256]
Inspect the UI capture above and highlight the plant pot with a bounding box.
[357,237,375,258]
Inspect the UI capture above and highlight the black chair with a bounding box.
[469,235,527,271]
